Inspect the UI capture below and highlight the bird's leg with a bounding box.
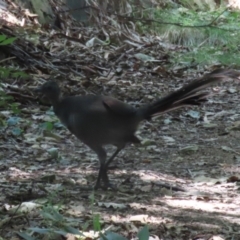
[94,165,105,190]
[91,146,107,190]
[92,146,124,190]
[105,147,124,168]
[101,147,124,189]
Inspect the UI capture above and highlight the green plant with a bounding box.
[89,192,150,240]
[0,35,28,78]
[0,36,29,120]
[99,226,150,240]
[18,205,83,240]
[0,91,14,108]
[0,67,28,78]
[135,5,240,67]
[0,35,16,45]
[0,93,23,134]
[89,191,102,232]
[0,91,21,115]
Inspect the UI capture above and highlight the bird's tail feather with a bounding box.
[140,69,239,119]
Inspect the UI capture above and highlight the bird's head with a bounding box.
[35,81,61,104]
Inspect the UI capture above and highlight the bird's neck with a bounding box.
[49,94,61,107]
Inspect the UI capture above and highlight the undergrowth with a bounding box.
[134,4,240,67]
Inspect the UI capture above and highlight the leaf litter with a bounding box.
[0,1,240,240]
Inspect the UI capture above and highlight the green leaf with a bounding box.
[11,103,21,114]
[0,67,27,78]
[28,227,50,234]
[138,226,149,240]
[64,226,83,235]
[0,37,17,45]
[0,101,5,106]
[40,122,53,131]
[81,221,90,231]
[0,68,10,78]
[41,211,56,221]
[93,214,101,231]
[12,71,29,78]
[51,209,64,221]
[1,95,14,101]
[0,35,7,42]
[54,230,69,236]
[0,119,6,126]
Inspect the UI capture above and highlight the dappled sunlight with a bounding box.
[164,197,240,217]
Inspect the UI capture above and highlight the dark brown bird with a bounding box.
[35,69,239,190]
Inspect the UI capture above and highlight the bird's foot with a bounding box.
[93,180,117,191]
[102,181,117,191]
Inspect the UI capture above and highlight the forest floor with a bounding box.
[1,70,240,240]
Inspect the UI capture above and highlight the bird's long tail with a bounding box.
[140,69,239,119]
